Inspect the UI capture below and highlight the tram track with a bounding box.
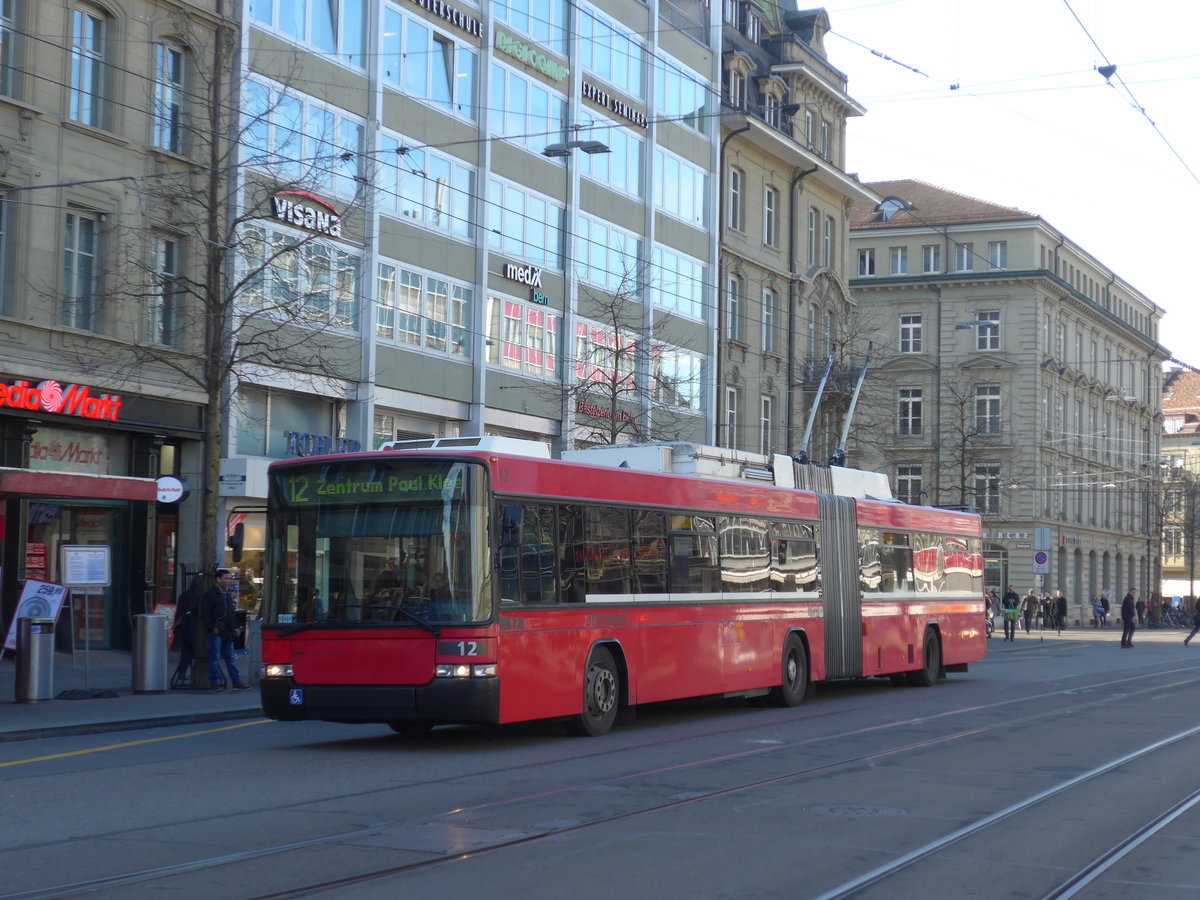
[6,660,1200,900]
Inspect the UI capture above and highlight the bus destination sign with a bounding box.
[277,467,465,506]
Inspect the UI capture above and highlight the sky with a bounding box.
[811,0,1200,369]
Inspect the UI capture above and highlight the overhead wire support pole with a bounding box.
[829,342,873,468]
[795,350,834,465]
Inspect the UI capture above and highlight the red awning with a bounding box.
[0,467,157,501]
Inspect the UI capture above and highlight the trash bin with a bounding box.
[16,617,55,702]
[133,613,169,693]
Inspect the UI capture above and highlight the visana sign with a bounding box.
[271,191,342,237]
[0,379,122,422]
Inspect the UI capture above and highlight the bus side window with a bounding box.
[633,509,668,594]
[560,504,586,602]
[521,504,558,604]
[585,505,632,595]
[498,504,522,603]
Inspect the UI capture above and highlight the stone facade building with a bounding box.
[717,5,872,461]
[849,179,1169,616]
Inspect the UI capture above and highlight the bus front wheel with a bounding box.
[569,646,620,736]
[768,634,808,707]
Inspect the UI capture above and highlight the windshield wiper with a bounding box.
[394,607,441,636]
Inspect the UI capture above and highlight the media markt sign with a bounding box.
[0,378,122,422]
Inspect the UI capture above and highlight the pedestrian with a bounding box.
[1100,591,1110,626]
[1041,592,1054,629]
[203,568,250,690]
[1121,588,1137,648]
[171,572,204,687]
[1185,600,1200,647]
[1022,589,1038,633]
[1055,589,1068,633]
[1002,586,1019,641]
[1090,595,1104,628]
[1135,594,1146,626]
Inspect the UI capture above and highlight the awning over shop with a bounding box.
[1161,578,1199,599]
[0,467,157,501]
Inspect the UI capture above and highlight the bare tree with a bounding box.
[535,265,706,448]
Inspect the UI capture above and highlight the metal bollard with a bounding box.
[16,617,55,702]
[132,613,169,693]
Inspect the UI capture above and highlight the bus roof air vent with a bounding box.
[380,436,552,458]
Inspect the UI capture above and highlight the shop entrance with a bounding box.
[27,500,127,651]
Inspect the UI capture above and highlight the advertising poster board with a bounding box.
[3,579,69,652]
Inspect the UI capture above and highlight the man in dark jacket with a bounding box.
[203,568,249,690]
[1055,590,1068,634]
[1121,588,1137,648]
[171,573,204,687]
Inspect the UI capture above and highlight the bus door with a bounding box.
[819,495,862,678]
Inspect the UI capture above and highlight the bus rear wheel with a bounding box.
[768,634,808,707]
[906,630,940,687]
[569,646,619,736]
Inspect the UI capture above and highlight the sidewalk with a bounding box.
[0,648,263,743]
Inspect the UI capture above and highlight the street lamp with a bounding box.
[542,139,610,158]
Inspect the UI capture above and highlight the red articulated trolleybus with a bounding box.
[259,437,985,736]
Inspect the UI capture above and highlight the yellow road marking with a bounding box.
[0,719,270,768]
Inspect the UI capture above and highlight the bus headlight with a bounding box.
[262,664,293,678]
[435,664,497,678]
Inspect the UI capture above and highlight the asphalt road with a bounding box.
[2,631,1199,900]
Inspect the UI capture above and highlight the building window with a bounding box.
[243,224,360,329]
[726,274,742,342]
[379,133,474,239]
[382,9,476,117]
[654,52,708,134]
[1165,526,1185,560]
[490,61,567,153]
[922,244,940,273]
[652,344,705,411]
[975,383,1001,434]
[857,248,875,276]
[763,95,782,130]
[899,313,922,353]
[889,246,907,275]
[762,287,776,353]
[575,320,633,389]
[898,387,922,436]
[651,245,706,321]
[654,147,708,228]
[486,178,565,269]
[760,395,773,455]
[955,242,974,272]
[372,412,396,449]
[252,0,367,68]
[896,464,922,505]
[149,236,182,346]
[63,211,100,330]
[803,110,814,148]
[377,261,471,358]
[579,114,644,199]
[724,68,745,108]
[807,207,819,265]
[728,166,743,230]
[580,7,645,99]
[153,43,185,153]
[988,240,1008,270]
[0,0,14,97]
[487,296,559,378]
[763,186,778,247]
[819,119,829,157]
[243,80,364,197]
[977,309,1000,350]
[823,216,834,267]
[70,6,106,127]
[725,387,738,448]
[973,463,1001,514]
[576,215,641,293]
[742,8,761,42]
[723,0,738,24]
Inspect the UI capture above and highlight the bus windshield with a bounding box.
[264,458,491,627]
